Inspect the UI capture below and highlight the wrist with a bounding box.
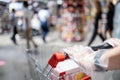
[94,50,108,71]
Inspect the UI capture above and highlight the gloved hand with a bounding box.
[63,45,109,75]
[63,45,95,75]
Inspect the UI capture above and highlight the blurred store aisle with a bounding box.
[0,28,102,80]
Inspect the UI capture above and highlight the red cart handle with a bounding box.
[48,52,65,68]
[81,76,91,80]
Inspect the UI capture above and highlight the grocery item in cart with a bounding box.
[49,59,87,80]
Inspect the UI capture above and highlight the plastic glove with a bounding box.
[63,45,94,75]
[63,45,109,75]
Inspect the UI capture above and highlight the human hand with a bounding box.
[63,45,95,75]
[63,45,110,75]
[63,45,94,60]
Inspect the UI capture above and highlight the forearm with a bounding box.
[101,46,120,70]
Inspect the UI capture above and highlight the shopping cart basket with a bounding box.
[26,50,91,80]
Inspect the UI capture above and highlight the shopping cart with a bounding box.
[26,51,91,80]
[26,43,112,80]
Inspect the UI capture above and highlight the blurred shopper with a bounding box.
[23,1,37,49]
[113,0,120,38]
[105,1,115,39]
[88,0,105,46]
[10,9,18,45]
[38,6,50,43]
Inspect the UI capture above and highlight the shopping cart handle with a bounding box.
[63,43,113,59]
[48,52,65,68]
[91,43,113,51]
